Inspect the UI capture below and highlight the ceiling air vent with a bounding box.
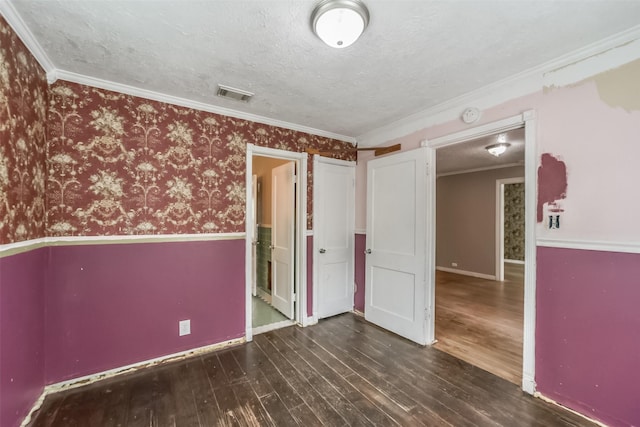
[216,84,254,102]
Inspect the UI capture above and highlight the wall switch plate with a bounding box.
[451,262,458,267]
[179,319,191,336]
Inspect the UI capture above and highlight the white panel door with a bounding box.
[271,162,295,319]
[316,159,355,319]
[365,147,431,345]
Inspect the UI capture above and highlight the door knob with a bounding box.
[365,249,372,254]
[319,248,326,254]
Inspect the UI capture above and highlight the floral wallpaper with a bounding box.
[0,17,48,245]
[47,81,354,236]
[504,182,525,261]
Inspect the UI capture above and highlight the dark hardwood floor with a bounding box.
[434,264,524,385]
[28,313,593,427]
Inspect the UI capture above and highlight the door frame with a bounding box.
[245,144,308,342]
[426,110,537,394]
[312,155,356,323]
[496,176,525,281]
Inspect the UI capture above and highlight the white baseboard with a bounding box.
[522,374,536,395]
[534,392,607,427]
[505,259,525,265]
[436,266,496,281]
[305,315,318,326]
[19,389,48,427]
[44,337,244,394]
[352,309,365,317]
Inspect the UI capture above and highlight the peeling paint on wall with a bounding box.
[590,59,640,112]
[544,58,640,112]
[537,153,567,222]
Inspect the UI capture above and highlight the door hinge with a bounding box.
[425,308,431,320]
[426,162,430,175]
[293,293,297,302]
[292,174,297,184]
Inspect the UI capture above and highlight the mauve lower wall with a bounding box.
[354,233,366,312]
[0,249,46,427]
[44,239,245,384]
[536,247,640,427]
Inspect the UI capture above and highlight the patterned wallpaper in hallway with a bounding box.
[504,182,524,261]
[0,17,48,244]
[46,81,354,236]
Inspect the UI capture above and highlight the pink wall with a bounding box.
[537,247,640,427]
[45,239,245,383]
[0,249,47,427]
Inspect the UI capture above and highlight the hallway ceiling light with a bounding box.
[311,0,370,49]
[485,142,511,157]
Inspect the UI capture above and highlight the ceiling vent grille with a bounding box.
[216,84,254,102]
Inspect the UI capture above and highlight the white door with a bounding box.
[315,158,355,319]
[271,162,295,319]
[365,147,432,345]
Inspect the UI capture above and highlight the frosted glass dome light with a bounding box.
[485,143,511,157]
[311,0,370,49]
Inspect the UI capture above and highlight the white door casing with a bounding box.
[427,111,537,394]
[365,147,432,345]
[314,157,356,319]
[271,162,295,319]
[245,144,308,341]
[496,176,525,281]
[251,174,258,296]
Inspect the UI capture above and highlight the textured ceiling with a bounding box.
[436,127,524,175]
[9,0,640,141]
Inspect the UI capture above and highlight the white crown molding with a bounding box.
[355,228,366,235]
[2,2,355,143]
[437,162,524,178]
[54,69,356,144]
[0,0,55,74]
[357,24,640,148]
[537,238,640,254]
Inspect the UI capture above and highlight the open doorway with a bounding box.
[251,155,295,334]
[433,126,526,385]
[245,145,308,340]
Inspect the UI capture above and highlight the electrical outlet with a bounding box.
[179,319,191,336]
[451,262,458,267]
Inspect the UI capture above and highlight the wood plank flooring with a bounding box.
[28,313,593,427]
[434,264,524,385]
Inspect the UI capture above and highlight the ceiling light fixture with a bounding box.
[311,0,370,49]
[485,142,511,157]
